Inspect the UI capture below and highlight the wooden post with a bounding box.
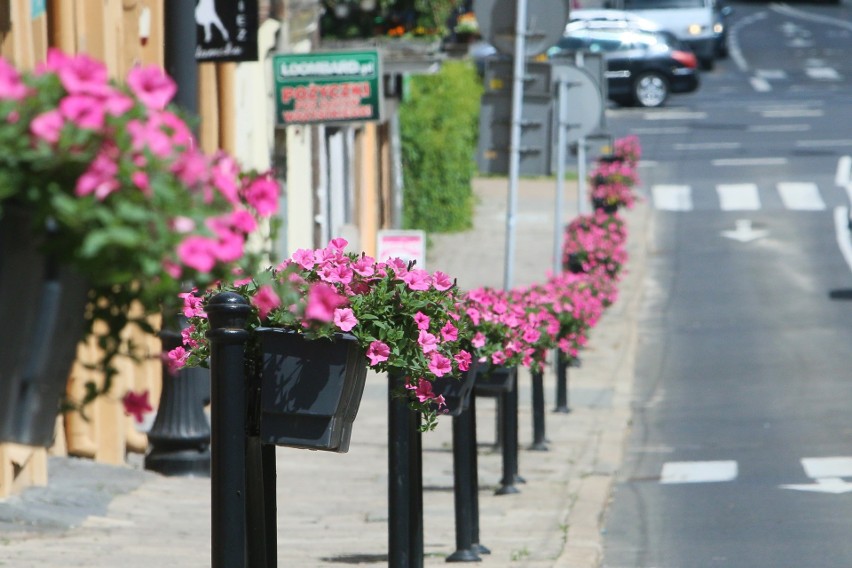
[198,62,220,153]
[217,62,237,155]
[356,124,380,257]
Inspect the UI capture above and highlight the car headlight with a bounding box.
[687,23,703,36]
[713,23,724,34]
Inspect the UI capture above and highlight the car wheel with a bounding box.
[633,72,669,108]
[699,57,715,70]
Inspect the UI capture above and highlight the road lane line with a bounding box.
[777,182,825,210]
[660,461,738,484]
[717,184,761,210]
[801,457,852,479]
[652,185,692,211]
[713,157,787,166]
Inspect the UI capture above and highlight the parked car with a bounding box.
[712,0,733,58]
[548,24,700,108]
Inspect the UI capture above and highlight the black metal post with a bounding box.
[388,372,424,567]
[164,0,199,115]
[145,329,211,476]
[530,371,548,451]
[554,356,571,413]
[467,396,490,555]
[206,292,252,568]
[495,373,520,495]
[246,438,277,568]
[446,406,481,562]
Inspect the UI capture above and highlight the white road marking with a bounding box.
[780,478,852,494]
[660,461,738,484]
[797,139,852,148]
[630,127,690,135]
[750,77,772,92]
[801,457,852,479]
[836,156,852,187]
[721,219,768,242]
[643,111,707,121]
[652,185,692,211]
[833,207,852,275]
[717,184,761,210]
[806,67,841,80]
[748,124,810,133]
[673,142,741,151]
[712,157,787,166]
[777,182,825,210]
[760,108,824,118]
[755,69,787,80]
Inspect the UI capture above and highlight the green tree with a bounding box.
[399,60,482,233]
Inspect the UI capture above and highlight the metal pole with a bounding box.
[467,395,490,555]
[503,0,529,291]
[554,78,567,277]
[578,138,589,215]
[530,371,548,451]
[164,0,198,115]
[447,408,481,562]
[496,371,520,495]
[554,356,570,413]
[206,292,252,568]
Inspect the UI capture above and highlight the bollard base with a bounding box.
[529,442,549,452]
[474,543,491,555]
[446,549,482,563]
[144,447,210,477]
[553,406,571,414]
[495,483,521,496]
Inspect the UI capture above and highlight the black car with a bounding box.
[548,24,700,108]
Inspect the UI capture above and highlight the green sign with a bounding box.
[273,50,382,127]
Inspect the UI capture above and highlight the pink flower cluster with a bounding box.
[613,134,642,167]
[563,209,628,280]
[589,158,639,210]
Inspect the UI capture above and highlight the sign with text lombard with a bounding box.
[273,50,382,127]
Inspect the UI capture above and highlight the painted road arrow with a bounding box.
[780,477,852,494]
[721,219,769,243]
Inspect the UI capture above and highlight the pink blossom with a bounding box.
[407,378,446,409]
[252,285,282,319]
[211,153,241,204]
[366,340,390,366]
[210,229,245,263]
[454,350,472,372]
[242,175,279,216]
[472,332,486,349]
[128,118,174,158]
[132,171,151,195]
[30,110,63,144]
[491,351,507,366]
[428,353,452,377]
[304,282,347,322]
[413,311,430,331]
[162,259,182,279]
[291,248,316,270]
[402,269,431,291]
[522,327,541,344]
[226,210,258,234]
[440,322,458,342]
[180,326,199,349]
[104,92,134,116]
[122,390,154,423]
[127,64,177,110]
[164,347,188,375]
[171,216,196,233]
[75,152,120,200]
[320,263,354,285]
[57,52,111,96]
[0,58,27,100]
[172,150,209,186]
[432,271,453,291]
[59,94,106,129]
[333,308,358,332]
[352,255,376,277]
[176,236,218,272]
[465,307,481,326]
[179,291,205,318]
[418,330,438,354]
[329,237,348,250]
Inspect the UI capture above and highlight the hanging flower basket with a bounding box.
[0,207,89,447]
[255,328,368,453]
[431,366,478,417]
[473,364,516,396]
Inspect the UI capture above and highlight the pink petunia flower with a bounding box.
[252,285,282,320]
[440,322,458,342]
[242,175,279,217]
[432,271,453,291]
[366,340,390,366]
[304,282,347,323]
[413,311,430,331]
[454,350,472,372]
[333,308,358,332]
[122,390,154,423]
[291,248,316,270]
[428,352,452,377]
[472,332,486,349]
[402,269,431,291]
[418,330,438,354]
[127,64,177,110]
[30,110,63,144]
[176,236,218,273]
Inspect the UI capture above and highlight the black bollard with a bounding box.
[388,372,424,568]
[467,396,490,555]
[144,329,211,476]
[554,356,571,413]
[495,371,521,495]
[530,370,548,451]
[446,406,481,562]
[206,292,252,568]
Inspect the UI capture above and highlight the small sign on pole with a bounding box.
[272,50,383,127]
[195,0,259,63]
[376,230,426,268]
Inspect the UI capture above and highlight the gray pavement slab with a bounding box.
[0,176,649,567]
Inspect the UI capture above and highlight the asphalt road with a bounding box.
[600,1,852,566]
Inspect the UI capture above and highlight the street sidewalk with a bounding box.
[0,176,650,567]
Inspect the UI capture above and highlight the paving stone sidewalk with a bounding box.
[0,177,650,567]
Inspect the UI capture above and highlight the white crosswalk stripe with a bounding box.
[660,461,739,484]
[651,182,835,212]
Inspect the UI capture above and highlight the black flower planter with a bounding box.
[256,328,368,453]
[592,198,619,214]
[473,363,515,395]
[566,253,585,274]
[431,366,478,417]
[0,208,89,447]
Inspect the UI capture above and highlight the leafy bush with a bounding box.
[399,60,482,233]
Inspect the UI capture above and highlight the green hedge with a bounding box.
[399,60,482,233]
